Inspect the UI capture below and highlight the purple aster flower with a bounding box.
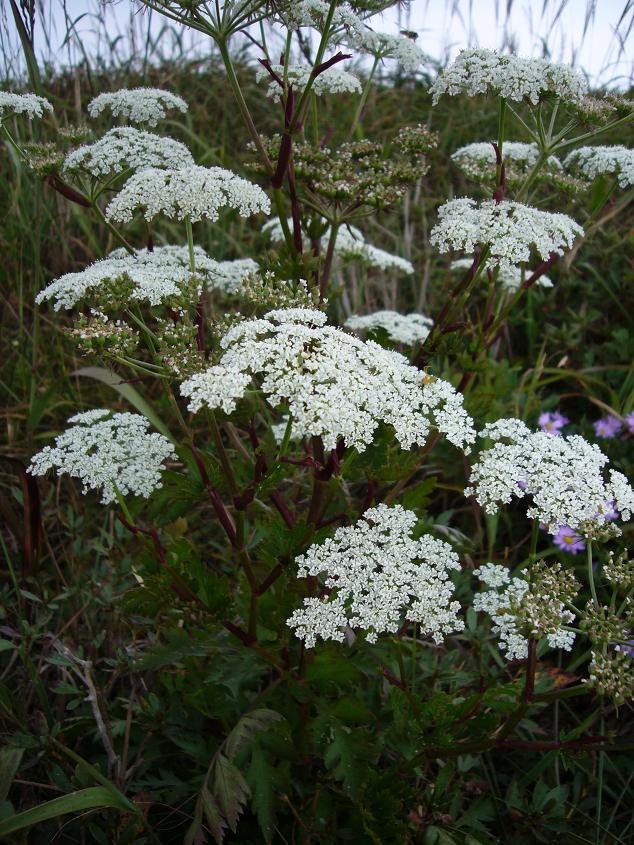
[552,525,585,554]
[598,500,619,522]
[538,411,569,436]
[625,411,634,435]
[593,415,622,439]
[615,638,634,658]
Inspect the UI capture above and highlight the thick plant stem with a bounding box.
[319,221,340,300]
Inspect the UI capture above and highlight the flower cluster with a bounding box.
[255,64,361,98]
[465,418,634,533]
[350,31,428,73]
[604,550,634,592]
[473,561,578,661]
[451,141,563,182]
[449,257,553,291]
[257,133,431,209]
[106,165,270,224]
[28,410,176,504]
[209,258,260,293]
[264,218,414,275]
[180,309,476,453]
[565,146,634,189]
[345,311,433,346]
[0,91,53,120]
[433,199,583,274]
[87,88,188,126]
[35,245,218,310]
[429,48,588,106]
[62,127,194,178]
[287,504,464,647]
[585,650,634,705]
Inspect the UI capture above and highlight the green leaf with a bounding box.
[323,723,370,797]
[225,709,283,759]
[247,745,277,841]
[201,785,228,845]
[0,786,131,836]
[0,747,23,803]
[71,367,174,442]
[212,754,250,833]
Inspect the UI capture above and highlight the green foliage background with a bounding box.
[1,19,634,845]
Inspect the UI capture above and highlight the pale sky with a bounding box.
[1,0,632,88]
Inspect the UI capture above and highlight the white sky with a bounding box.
[1,0,633,88]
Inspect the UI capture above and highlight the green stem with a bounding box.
[217,37,274,177]
[185,216,196,273]
[91,201,135,254]
[587,540,599,606]
[348,56,380,140]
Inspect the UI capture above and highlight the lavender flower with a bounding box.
[552,525,585,554]
[624,411,634,434]
[593,415,622,439]
[538,411,569,436]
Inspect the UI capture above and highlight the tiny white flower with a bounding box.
[87,88,187,126]
[345,311,433,346]
[106,165,270,224]
[0,91,53,120]
[432,198,583,274]
[287,504,464,647]
[28,410,176,504]
[430,48,587,105]
[564,146,634,189]
[63,127,194,178]
[180,308,476,454]
[255,64,362,98]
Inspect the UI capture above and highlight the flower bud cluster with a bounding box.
[473,561,578,660]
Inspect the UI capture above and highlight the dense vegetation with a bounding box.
[1,2,634,842]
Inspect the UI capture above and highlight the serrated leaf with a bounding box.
[323,723,370,797]
[225,709,283,759]
[212,754,250,833]
[247,744,276,841]
[201,785,228,844]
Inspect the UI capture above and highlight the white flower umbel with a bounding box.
[350,31,428,73]
[208,258,259,293]
[180,309,476,453]
[106,166,270,224]
[432,199,583,274]
[264,218,414,275]
[564,146,634,189]
[429,48,588,105]
[451,141,562,179]
[345,311,433,345]
[449,257,553,291]
[28,410,176,504]
[255,64,361,98]
[35,245,218,310]
[287,504,464,647]
[87,88,187,126]
[62,127,194,178]
[473,563,575,661]
[0,91,53,120]
[465,419,634,533]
